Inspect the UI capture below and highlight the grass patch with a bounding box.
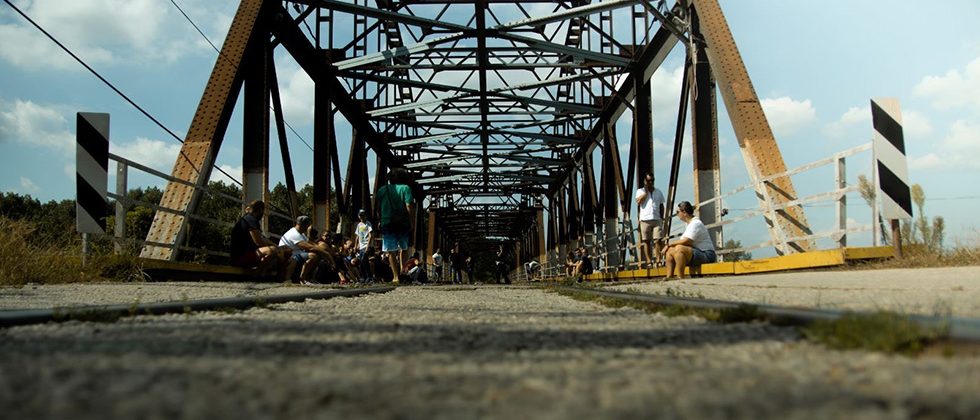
[549,286,774,324]
[52,308,123,324]
[802,312,945,355]
[0,217,147,285]
[850,242,980,270]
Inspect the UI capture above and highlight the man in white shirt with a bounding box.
[353,209,375,281]
[661,201,717,279]
[279,215,329,284]
[634,173,665,268]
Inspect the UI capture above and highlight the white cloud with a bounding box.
[902,110,934,139]
[825,106,870,139]
[210,164,243,184]
[277,65,315,127]
[0,0,233,70]
[914,56,980,111]
[649,65,685,132]
[0,98,73,155]
[760,96,817,137]
[909,120,980,171]
[825,105,932,141]
[110,137,182,173]
[18,177,39,193]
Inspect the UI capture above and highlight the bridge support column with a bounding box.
[690,7,724,252]
[242,35,271,231]
[313,55,332,235]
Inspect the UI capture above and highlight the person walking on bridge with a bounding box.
[635,173,666,268]
[377,168,414,284]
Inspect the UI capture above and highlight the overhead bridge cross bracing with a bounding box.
[141,0,814,268]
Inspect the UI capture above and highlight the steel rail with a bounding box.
[0,287,395,328]
[556,287,980,343]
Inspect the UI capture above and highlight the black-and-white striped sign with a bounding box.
[871,98,912,220]
[75,112,110,234]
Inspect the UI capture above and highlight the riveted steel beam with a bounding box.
[141,0,267,261]
[691,0,813,253]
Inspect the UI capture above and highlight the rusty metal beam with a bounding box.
[691,0,813,252]
[141,0,266,260]
[689,6,723,249]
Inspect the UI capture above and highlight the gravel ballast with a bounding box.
[1,286,978,419]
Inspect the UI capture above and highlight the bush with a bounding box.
[0,216,145,285]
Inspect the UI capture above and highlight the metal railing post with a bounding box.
[836,156,847,248]
[115,161,128,254]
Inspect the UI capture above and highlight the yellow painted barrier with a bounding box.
[580,246,893,282]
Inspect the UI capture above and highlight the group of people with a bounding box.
[563,247,593,279]
[430,242,475,284]
[635,172,717,279]
[228,167,718,283]
[229,202,394,285]
[229,168,419,285]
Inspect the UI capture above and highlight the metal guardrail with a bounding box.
[106,153,294,258]
[532,143,876,277]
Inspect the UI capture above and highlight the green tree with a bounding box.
[720,239,752,261]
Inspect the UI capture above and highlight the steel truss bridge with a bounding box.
[141,0,816,268]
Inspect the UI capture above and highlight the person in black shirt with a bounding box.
[230,200,292,281]
[495,244,510,284]
[573,247,593,277]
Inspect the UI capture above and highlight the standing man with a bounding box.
[431,248,443,283]
[634,173,665,268]
[377,168,414,284]
[449,242,464,284]
[662,201,717,279]
[354,209,375,281]
[495,244,510,284]
[230,200,293,281]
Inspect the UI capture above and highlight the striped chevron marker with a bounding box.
[75,112,110,234]
[871,98,912,220]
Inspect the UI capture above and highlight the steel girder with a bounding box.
[142,0,812,261]
[689,0,814,253]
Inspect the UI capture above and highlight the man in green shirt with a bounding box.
[377,168,414,282]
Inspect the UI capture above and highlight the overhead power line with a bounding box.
[169,0,314,153]
[2,0,244,187]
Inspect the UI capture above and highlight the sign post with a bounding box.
[871,98,912,258]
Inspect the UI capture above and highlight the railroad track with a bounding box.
[0,286,395,328]
[555,286,980,344]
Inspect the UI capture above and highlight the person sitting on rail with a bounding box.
[400,251,426,284]
[341,238,362,283]
[662,201,717,280]
[524,259,541,281]
[564,251,577,277]
[312,231,341,284]
[572,247,594,279]
[230,200,293,281]
[278,215,331,285]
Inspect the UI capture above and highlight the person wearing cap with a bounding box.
[279,215,330,284]
[230,200,292,281]
[662,201,716,280]
[353,209,375,281]
[635,172,666,268]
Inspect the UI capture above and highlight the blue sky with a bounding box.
[1,0,979,253]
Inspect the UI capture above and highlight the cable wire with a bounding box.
[3,0,244,187]
[169,0,314,153]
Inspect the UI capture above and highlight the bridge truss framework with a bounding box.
[141,0,815,269]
